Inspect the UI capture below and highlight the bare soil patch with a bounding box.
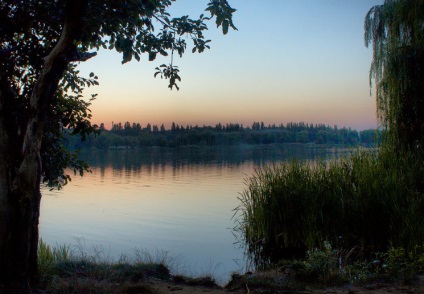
[146,274,424,294]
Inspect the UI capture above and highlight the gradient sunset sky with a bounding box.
[77,0,383,131]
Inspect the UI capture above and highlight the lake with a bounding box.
[39,144,339,282]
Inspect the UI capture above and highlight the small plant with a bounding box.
[290,243,424,287]
[345,260,372,284]
[304,241,339,279]
[379,247,420,281]
[38,239,71,281]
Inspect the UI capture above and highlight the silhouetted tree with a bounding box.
[365,0,423,150]
[0,0,236,289]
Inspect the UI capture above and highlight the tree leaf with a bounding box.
[149,52,157,61]
[222,20,229,35]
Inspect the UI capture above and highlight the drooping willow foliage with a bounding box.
[235,1,424,269]
[365,0,424,151]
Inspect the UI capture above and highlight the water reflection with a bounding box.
[40,145,332,282]
[83,144,330,172]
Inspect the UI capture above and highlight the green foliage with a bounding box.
[304,243,424,285]
[235,148,424,269]
[37,240,174,293]
[227,246,423,291]
[304,241,340,280]
[206,0,237,34]
[37,240,226,293]
[65,121,372,149]
[365,0,424,151]
[382,247,416,280]
[155,63,181,90]
[41,81,100,188]
[0,0,237,189]
[231,0,423,287]
[38,239,71,282]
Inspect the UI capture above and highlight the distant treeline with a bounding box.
[64,121,381,149]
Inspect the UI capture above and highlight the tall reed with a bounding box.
[235,147,424,269]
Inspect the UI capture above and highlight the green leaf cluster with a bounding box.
[0,0,236,188]
[365,0,424,151]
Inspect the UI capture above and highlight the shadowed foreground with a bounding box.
[31,240,424,294]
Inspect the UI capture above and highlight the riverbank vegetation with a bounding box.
[37,238,424,293]
[234,0,424,289]
[37,239,168,293]
[65,121,380,149]
[37,239,220,293]
[235,147,424,268]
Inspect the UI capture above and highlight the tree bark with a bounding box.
[0,1,88,291]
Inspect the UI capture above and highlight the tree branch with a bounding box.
[68,51,97,62]
[23,0,88,155]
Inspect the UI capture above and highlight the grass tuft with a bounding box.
[37,240,173,293]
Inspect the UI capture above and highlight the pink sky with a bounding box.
[77,0,382,131]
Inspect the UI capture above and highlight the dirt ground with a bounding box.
[148,275,424,294]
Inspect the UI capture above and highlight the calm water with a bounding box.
[39,144,336,282]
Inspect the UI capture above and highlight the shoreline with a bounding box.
[36,240,424,293]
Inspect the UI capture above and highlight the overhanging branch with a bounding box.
[68,51,97,62]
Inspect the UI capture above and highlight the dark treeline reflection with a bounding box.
[78,145,340,176]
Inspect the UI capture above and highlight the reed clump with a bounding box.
[235,147,424,269]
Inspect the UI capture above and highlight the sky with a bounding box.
[77,0,384,131]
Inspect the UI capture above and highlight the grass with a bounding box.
[37,239,227,293]
[235,147,424,269]
[37,239,185,293]
[225,243,424,293]
[37,233,424,292]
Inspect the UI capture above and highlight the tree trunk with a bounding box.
[0,1,88,290]
[0,136,42,291]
